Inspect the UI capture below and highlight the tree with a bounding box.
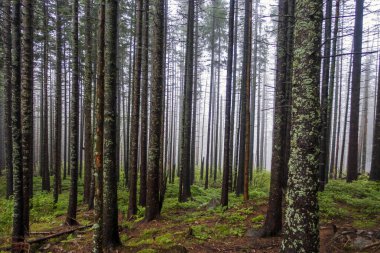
[66,0,80,226]
[102,0,121,247]
[41,0,50,192]
[281,0,322,251]
[346,0,364,183]
[93,0,105,251]
[12,0,24,245]
[370,54,380,181]
[319,0,333,190]
[128,0,143,217]
[83,0,93,205]
[204,0,216,190]
[221,0,235,207]
[179,0,195,202]
[146,0,165,221]
[54,0,63,203]
[3,0,13,199]
[261,0,294,237]
[21,0,34,233]
[139,0,149,207]
[240,0,252,201]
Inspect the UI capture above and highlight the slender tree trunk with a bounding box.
[319,0,333,190]
[12,0,24,244]
[54,0,63,203]
[139,0,149,207]
[41,0,50,192]
[66,0,80,225]
[103,0,121,246]
[262,0,294,236]
[93,0,105,251]
[146,0,165,220]
[129,0,143,217]
[328,0,341,178]
[83,0,93,205]
[4,0,13,199]
[179,0,194,201]
[221,0,235,206]
[204,0,215,190]
[281,0,322,251]
[239,0,252,201]
[21,0,34,233]
[347,0,364,182]
[190,0,199,185]
[339,53,352,179]
[229,0,239,192]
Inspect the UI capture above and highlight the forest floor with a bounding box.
[1,172,380,253]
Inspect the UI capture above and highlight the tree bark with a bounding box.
[347,0,364,183]
[66,0,80,226]
[139,0,149,207]
[83,0,93,205]
[54,0,63,203]
[281,0,322,251]
[93,0,105,251]
[21,0,34,233]
[146,0,165,221]
[128,0,143,217]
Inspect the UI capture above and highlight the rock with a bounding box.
[353,237,372,250]
[374,231,380,239]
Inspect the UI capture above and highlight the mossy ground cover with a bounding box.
[0,171,379,252]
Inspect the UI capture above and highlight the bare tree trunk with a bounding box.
[146,0,165,220]
[93,1,105,251]
[66,0,80,225]
[347,0,364,182]
[128,0,143,217]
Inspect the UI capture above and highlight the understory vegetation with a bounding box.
[1,172,379,251]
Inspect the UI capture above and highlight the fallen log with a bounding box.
[0,224,92,251]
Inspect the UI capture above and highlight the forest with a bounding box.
[0,0,379,252]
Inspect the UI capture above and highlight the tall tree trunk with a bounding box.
[281,0,322,251]
[328,0,341,178]
[221,0,235,206]
[262,0,294,237]
[229,0,239,192]
[339,53,352,178]
[319,0,333,190]
[139,0,149,207]
[190,0,199,185]
[128,0,143,217]
[179,0,194,201]
[347,0,364,183]
[240,0,252,200]
[204,0,215,190]
[359,60,370,174]
[41,0,50,192]
[54,0,63,203]
[66,0,80,225]
[12,0,24,244]
[146,0,165,221]
[93,0,105,251]
[3,0,13,199]
[103,0,121,246]
[83,0,93,205]
[21,0,34,233]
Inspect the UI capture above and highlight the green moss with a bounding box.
[251,214,264,223]
[155,233,174,245]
